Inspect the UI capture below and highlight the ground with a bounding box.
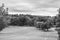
[0,26,59,40]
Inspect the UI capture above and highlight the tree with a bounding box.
[0,17,8,31]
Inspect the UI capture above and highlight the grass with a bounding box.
[0,26,59,40]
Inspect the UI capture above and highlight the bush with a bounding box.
[36,20,53,31]
[25,16,36,26]
[41,22,51,31]
[10,16,28,26]
[10,16,35,26]
[0,17,8,31]
[41,20,53,31]
[56,19,60,27]
[25,20,34,26]
[56,17,60,27]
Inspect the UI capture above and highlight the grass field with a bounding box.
[0,26,59,40]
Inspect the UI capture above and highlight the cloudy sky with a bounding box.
[0,0,60,16]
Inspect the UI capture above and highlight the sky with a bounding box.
[0,0,60,16]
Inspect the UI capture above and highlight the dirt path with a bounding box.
[0,26,59,40]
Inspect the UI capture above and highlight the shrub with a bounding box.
[10,16,35,26]
[18,17,27,26]
[25,17,35,26]
[56,18,60,27]
[10,16,28,26]
[0,17,8,31]
[55,16,60,27]
[26,20,34,26]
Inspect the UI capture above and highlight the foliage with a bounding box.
[10,16,28,26]
[56,18,60,27]
[0,17,8,31]
[54,14,60,27]
[36,18,53,31]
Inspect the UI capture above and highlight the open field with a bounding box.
[0,26,59,40]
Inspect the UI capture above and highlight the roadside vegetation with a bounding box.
[0,3,60,32]
[0,12,58,31]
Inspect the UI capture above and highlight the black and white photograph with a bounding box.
[0,0,60,40]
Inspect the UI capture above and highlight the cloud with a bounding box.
[0,0,60,8]
[0,0,60,9]
[9,8,34,12]
[8,8,58,16]
[0,0,59,16]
